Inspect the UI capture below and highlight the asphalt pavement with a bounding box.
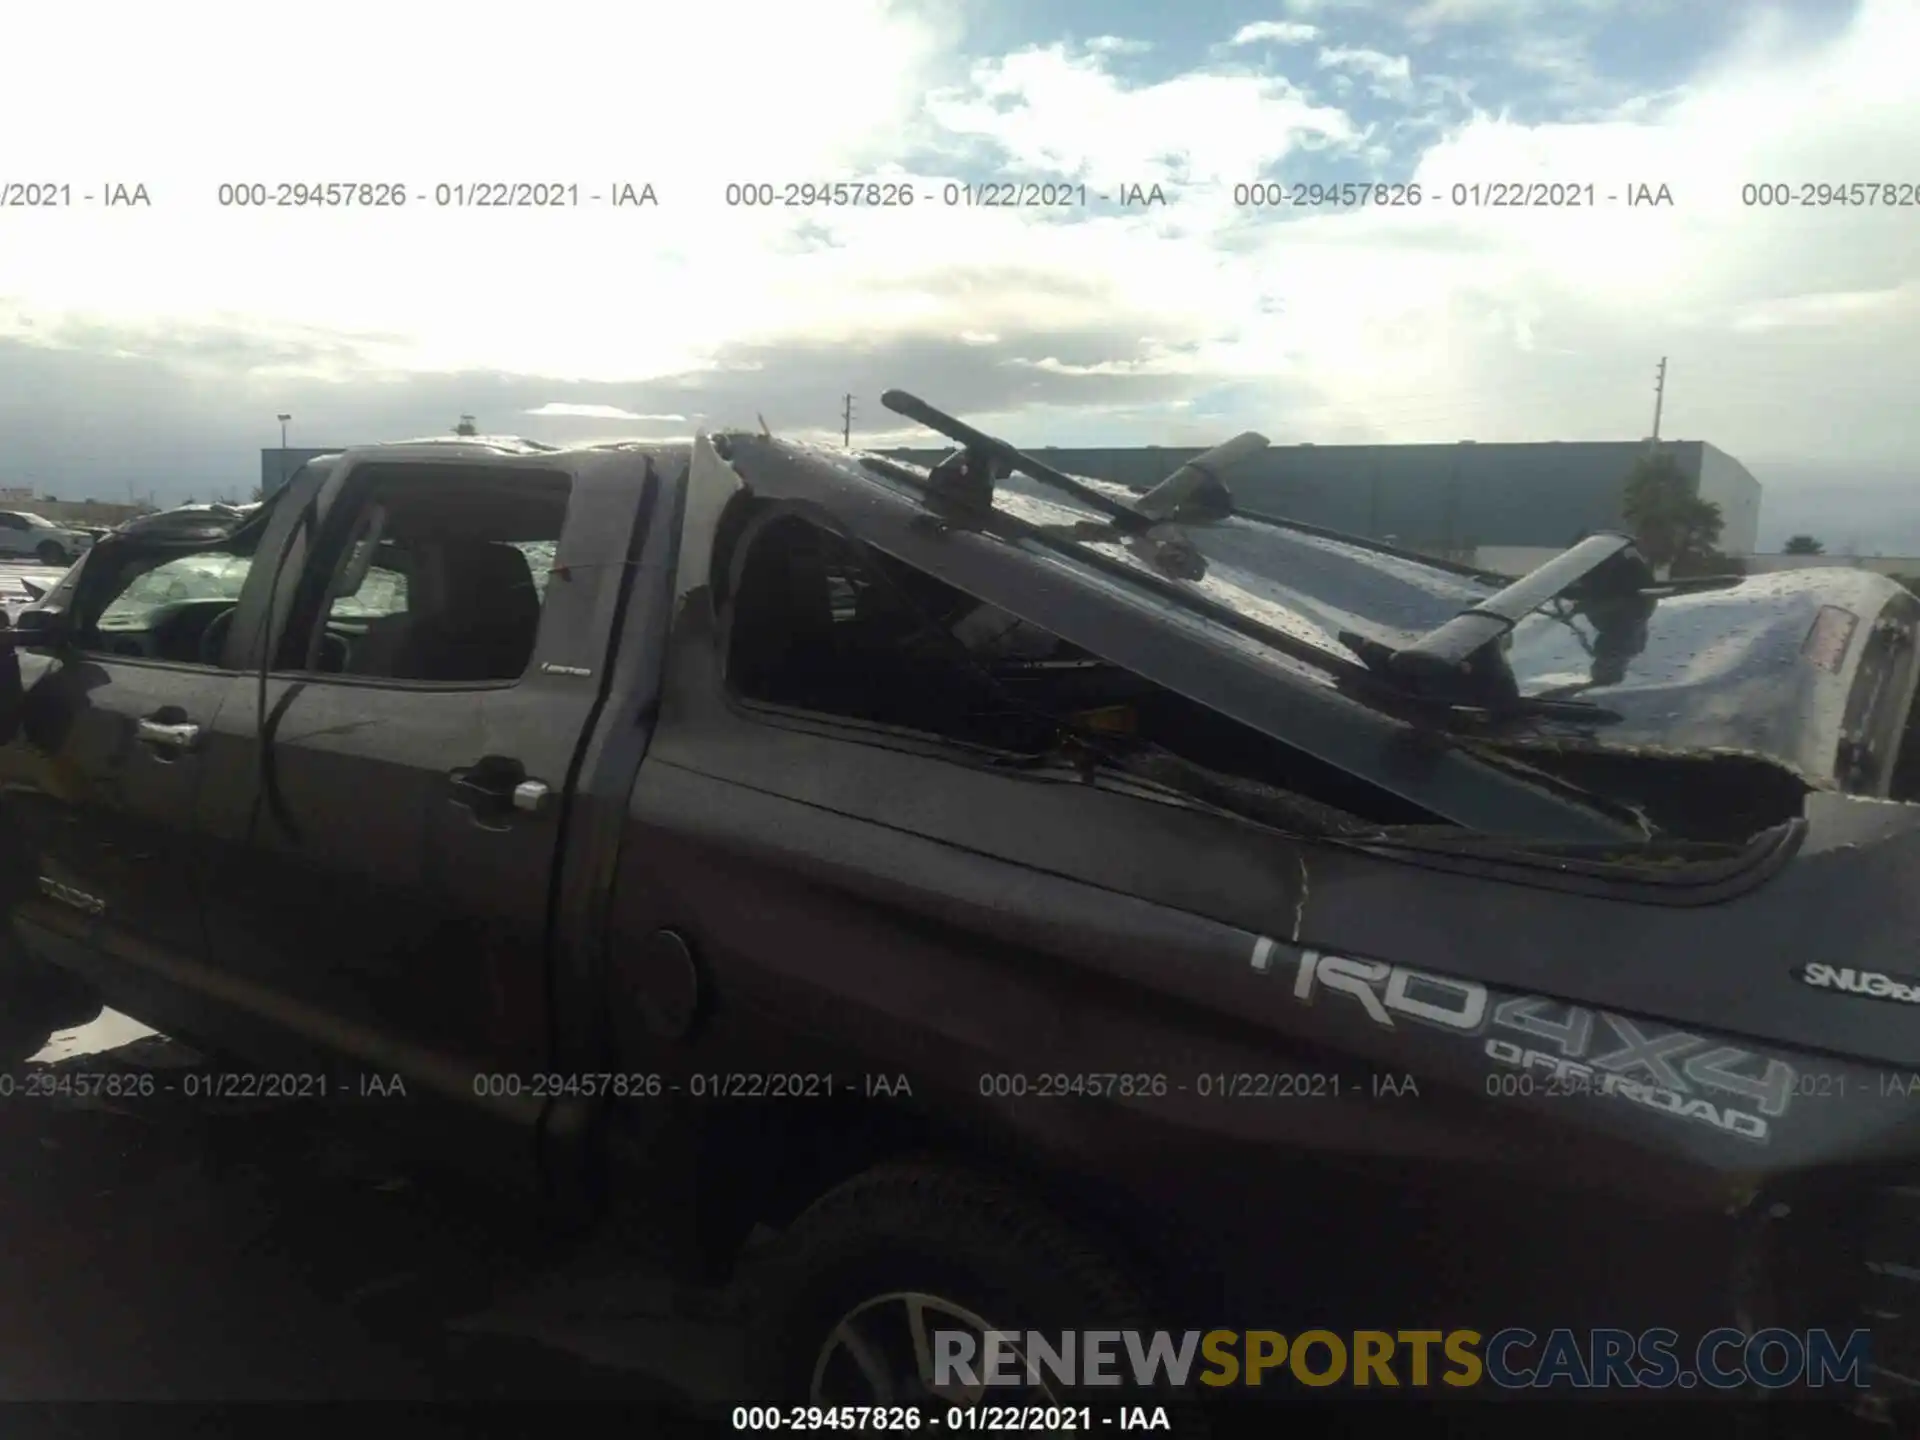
[0,1010,737,1434]
[0,1008,1881,1440]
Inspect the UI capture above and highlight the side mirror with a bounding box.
[0,607,70,649]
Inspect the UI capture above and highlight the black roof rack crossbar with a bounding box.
[1338,532,1649,707]
[881,389,1270,533]
[881,390,1152,530]
[1131,431,1267,522]
[1398,532,1642,672]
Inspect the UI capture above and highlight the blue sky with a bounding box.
[946,0,1860,163]
[0,0,1914,548]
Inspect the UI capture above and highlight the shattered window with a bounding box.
[724,511,1439,829]
[99,553,252,624]
[727,513,1098,752]
[329,563,408,619]
[320,541,549,621]
[513,539,555,601]
[76,541,261,666]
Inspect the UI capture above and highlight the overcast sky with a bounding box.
[1,0,1914,548]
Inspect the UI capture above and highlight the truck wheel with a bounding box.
[0,949,101,1065]
[744,1162,1205,1430]
[34,541,68,566]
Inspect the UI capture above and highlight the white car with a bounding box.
[0,510,94,565]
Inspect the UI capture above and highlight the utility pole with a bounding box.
[841,393,854,448]
[276,413,293,496]
[1647,357,1666,452]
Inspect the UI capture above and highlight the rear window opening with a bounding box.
[723,513,1445,833]
[1486,744,1813,846]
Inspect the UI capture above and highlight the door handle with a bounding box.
[448,758,550,817]
[136,718,202,752]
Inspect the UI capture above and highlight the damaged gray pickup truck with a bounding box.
[1,391,1918,1427]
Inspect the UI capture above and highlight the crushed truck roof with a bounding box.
[706,392,1920,844]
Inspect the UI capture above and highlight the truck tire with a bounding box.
[34,541,68,566]
[743,1162,1206,1431]
[0,945,101,1065]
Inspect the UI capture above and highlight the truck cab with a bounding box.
[0,439,681,1203]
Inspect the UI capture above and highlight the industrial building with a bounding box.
[884,439,1762,558]
[261,447,342,499]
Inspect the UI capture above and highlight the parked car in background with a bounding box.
[0,511,95,565]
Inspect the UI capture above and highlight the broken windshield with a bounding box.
[733,428,1851,844]
[848,388,1899,828]
[934,449,1900,820]
[100,553,252,622]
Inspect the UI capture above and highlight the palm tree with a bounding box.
[1621,450,1723,569]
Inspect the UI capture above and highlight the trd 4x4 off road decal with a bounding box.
[1265,942,1794,1143]
[1797,963,1920,1006]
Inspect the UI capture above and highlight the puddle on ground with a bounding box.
[31,1009,159,1064]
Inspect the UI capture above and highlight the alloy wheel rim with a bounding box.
[808,1290,1062,1407]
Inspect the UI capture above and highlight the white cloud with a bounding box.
[0,0,960,379]
[1728,284,1920,335]
[923,45,1359,193]
[1087,35,1153,55]
[1318,45,1408,75]
[1273,0,1374,13]
[1231,21,1321,44]
[0,0,1917,498]
[1403,0,1651,28]
[1316,45,1415,98]
[524,404,687,421]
